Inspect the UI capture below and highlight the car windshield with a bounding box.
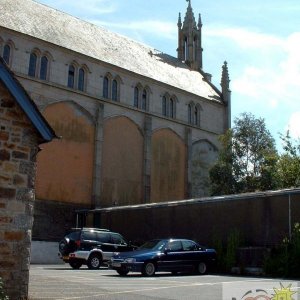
[138,240,166,251]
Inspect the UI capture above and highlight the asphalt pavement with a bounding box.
[29,265,300,300]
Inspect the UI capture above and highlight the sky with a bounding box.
[35,0,300,151]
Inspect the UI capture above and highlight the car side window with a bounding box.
[182,240,198,251]
[81,231,97,241]
[167,241,183,252]
[96,232,111,243]
[111,233,127,245]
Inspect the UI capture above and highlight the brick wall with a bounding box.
[0,81,39,300]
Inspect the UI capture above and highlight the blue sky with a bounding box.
[36,0,300,151]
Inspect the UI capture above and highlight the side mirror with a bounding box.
[164,248,171,254]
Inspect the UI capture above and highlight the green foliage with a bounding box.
[210,112,278,196]
[0,277,9,300]
[264,223,300,278]
[277,132,300,188]
[212,229,242,273]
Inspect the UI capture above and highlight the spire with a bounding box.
[177,1,203,71]
[221,61,231,129]
[221,61,230,91]
[198,14,202,29]
[177,12,182,28]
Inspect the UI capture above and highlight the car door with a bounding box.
[180,240,200,270]
[111,233,131,252]
[158,240,183,272]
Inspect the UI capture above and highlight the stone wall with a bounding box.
[0,81,39,299]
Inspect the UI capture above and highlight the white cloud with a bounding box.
[287,112,300,139]
[208,27,300,109]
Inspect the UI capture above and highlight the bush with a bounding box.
[0,277,9,300]
[264,223,300,278]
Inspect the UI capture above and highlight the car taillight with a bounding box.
[75,240,81,247]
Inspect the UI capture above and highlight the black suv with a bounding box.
[58,228,135,269]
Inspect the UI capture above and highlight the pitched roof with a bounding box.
[0,0,222,102]
[0,57,57,143]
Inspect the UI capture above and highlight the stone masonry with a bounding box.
[0,80,39,300]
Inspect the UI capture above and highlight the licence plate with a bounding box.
[63,256,69,260]
[112,262,121,267]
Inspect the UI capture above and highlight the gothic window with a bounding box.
[28,52,37,77]
[193,36,197,61]
[188,103,192,124]
[184,36,188,61]
[3,44,10,65]
[112,79,118,101]
[188,102,201,126]
[68,65,75,88]
[170,97,174,118]
[40,55,48,80]
[78,68,85,91]
[103,76,109,98]
[194,106,198,125]
[162,96,167,116]
[142,89,147,110]
[162,94,176,119]
[134,86,139,108]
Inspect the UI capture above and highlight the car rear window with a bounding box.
[65,231,80,240]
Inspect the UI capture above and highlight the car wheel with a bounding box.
[142,262,156,276]
[117,269,129,276]
[87,253,102,269]
[197,262,207,275]
[69,261,82,269]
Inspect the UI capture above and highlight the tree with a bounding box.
[277,131,300,188]
[210,112,278,195]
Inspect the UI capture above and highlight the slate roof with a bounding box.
[0,57,57,143]
[0,0,222,102]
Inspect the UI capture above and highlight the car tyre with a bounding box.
[117,269,129,276]
[87,253,102,269]
[69,260,82,269]
[197,262,207,275]
[142,262,156,276]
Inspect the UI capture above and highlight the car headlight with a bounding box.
[124,258,136,263]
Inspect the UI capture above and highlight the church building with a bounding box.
[0,0,231,237]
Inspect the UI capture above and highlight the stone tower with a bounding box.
[177,0,203,71]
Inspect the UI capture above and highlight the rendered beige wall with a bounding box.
[36,102,95,205]
[151,129,186,202]
[101,116,143,207]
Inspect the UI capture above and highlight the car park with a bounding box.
[109,238,217,276]
[58,227,135,269]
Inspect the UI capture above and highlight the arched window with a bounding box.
[78,68,85,91]
[103,76,109,98]
[184,37,188,61]
[68,65,75,88]
[162,96,167,116]
[40,56,48,80]
[28,53,37,77]
[112,79,118,101]
[170,98,174,118]
[142,89,147,110]
[193,36,197,61]
[3,44,11,65]
[134,87,139,108]
[194,106,198,125]
[188,104,192,124]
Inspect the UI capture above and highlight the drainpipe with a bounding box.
[289,193,292,240]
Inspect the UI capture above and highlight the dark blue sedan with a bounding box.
[109,238,217,276]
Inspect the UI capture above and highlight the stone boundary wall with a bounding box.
[92,189,300,248]
[0,82,39,299]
